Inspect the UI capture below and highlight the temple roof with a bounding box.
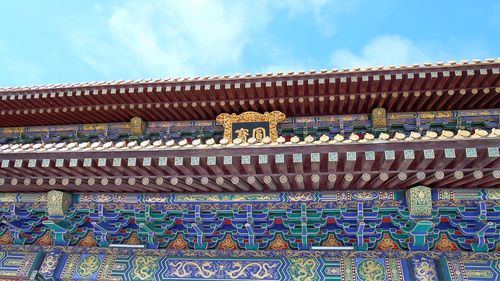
[0,60,498,126]
[0,57,498,279]
[1,59,498,92]
[0,133,498,192]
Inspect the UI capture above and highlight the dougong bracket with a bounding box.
[408,220,433,251]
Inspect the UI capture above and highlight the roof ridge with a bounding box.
[1,58,499,93]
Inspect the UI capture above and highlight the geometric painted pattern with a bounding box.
[0,250,44,279]
[0,188,499,253]
[2,246,500,280]
[0,109,499,143]
[463,260,500,281]
[0,109,498,147]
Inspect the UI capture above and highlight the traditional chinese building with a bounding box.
[0,59,499,280]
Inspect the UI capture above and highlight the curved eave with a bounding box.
[0,62,498,126]
[0,137,498,193]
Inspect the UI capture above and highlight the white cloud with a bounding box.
[71,0,271,79]
[329,35,439,69]
[70,0,350,80]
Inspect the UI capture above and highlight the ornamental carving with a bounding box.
[217,235,238,250]
[406,186,432,217]
[164,259,281,280]
[288,258,319,281]
[174,193,280,203]
[216,111,286,143]
[35,232,53,246]
[269,234,289,250]
[435,234,459,251]
[125,233,142,245]
[377,234,399,250]
[82,123,108,131]
[168,235,188,250]
[419,111,453,119]
[130,116,146,135]
[47,190,71,217]
[2,127,24,134]
[39,251,62,278]
[411,256,438,280]
[76,255,101,278]
[322,235,342,247]
[0,193,17,203]
[356,259,386,281]
[0,231,12,245]
[78,232,97,247]
[371,108,387,130]
[131,256,159,280]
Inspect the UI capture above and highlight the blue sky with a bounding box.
[0,0,499,87]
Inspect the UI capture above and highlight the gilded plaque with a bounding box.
[129,117,145,135]
[371,108,387,130]
[216,111,286,143]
